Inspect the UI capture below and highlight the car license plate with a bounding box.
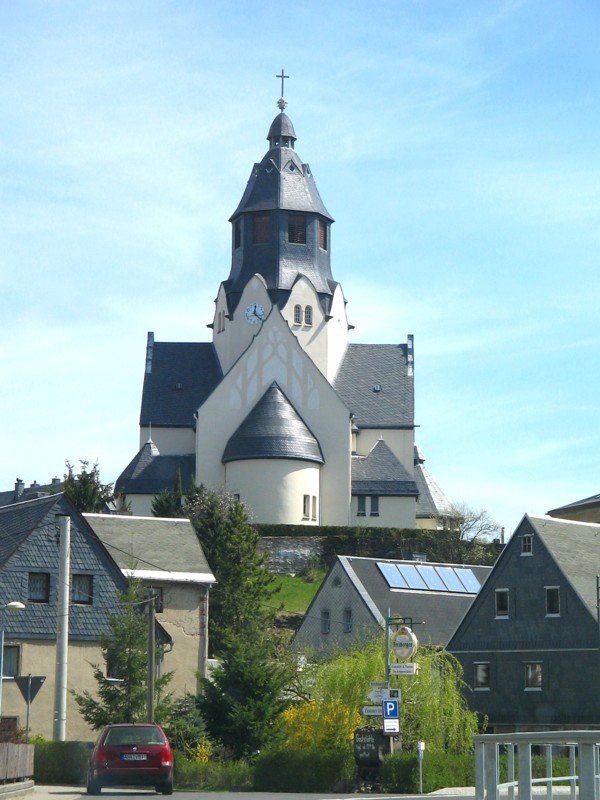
[121,753,147,761]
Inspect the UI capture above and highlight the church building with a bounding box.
[116,92,451,528]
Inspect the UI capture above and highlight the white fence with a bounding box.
[474,731,600,799]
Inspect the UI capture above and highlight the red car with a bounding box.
[87,723,174,795]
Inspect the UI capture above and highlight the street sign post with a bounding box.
[14,675,46,743]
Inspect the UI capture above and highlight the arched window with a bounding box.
[294,305,302,325]
[304,305,313,326]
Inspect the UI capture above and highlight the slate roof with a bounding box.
[267,111,297,143]
[527,515,600,616]
[352,440,417,496]
[547,492,600,515]
[84,514,215,583]
[115,440,195,495]
[333,344,414,428]
[222,382,324,464]
[0,494,58,565]
[230,113,332,221]
[341,555,491,646]
[140,340,222,428]
[0,479,62,508]
[413,445,454,518]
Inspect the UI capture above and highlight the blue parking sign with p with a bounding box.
[383,699,399,719]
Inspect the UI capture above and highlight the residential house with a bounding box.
[447,514,600,731]
[547,493,600,524]
[294,555,491,655]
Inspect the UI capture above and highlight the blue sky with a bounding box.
[1,0,598,534]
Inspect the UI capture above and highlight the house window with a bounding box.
[525,662,542,690]
[28,573,50,603]
[521,534,533,555]
[304,305,313,326]
[311,496,317,521]
[318,219,328,250]
[234,219,241,249]
[2,646,19,678]
[545,587,560,616]
[302,494,310,519]
[321,610,331,635]
[357,496,366,516]
[343,608,353,633]
[147,587,164,614]
[294,304,302,325]
[72,574,93,605]
[370,496,380,516]
[253,213,269,244]
[288,213,306,244]
[495,589,509,618]
[474,663,490,690]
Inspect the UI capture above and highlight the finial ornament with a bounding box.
[276,68,289,110]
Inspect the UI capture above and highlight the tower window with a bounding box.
[304,305,313,326]
[302,494,310,519]
[253,213,269,244]
[318,219,328,250]
[311,495,317,521]
[288,213,306,244]
[370,495,379,516]
[234,219,241,249]
[294,304,302,325]
[357,496,366,516]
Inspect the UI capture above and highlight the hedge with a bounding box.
[381,751,474,793]
[173,751,253,790]
[34,741,92,785]
[253,748,355,792]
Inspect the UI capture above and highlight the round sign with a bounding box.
[391,625,418,661]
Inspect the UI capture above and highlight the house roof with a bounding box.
[140,340,222,428]
[83,514,215,584]
[333,343,414,428]
[0,480,62,508]
[222,382,324,464]
[547,492,600,516]
[527,515,600,616]
[339,555,492,646]
[352,440,418,496]
[414,445,454,518]
[115,441,195,495]
[0,494,58,565]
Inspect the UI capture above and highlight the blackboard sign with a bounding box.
[354,727,386,766]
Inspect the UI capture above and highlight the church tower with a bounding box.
[114,82,449,530]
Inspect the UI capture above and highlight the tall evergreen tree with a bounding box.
[63,460,114,512]
[151,469,184,517]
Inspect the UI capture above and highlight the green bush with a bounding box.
[34,741,93,785]
[253,748,355,792]
[381,751,474,793]
[173,751,253,791]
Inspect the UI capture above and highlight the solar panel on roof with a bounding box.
[397,564,428,590]
[416,565,447,591]
[377,563,408,589]
[435,566,466,592]
[454,568,481,593]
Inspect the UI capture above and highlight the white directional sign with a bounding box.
[384,718,400,734]
[369,681,389,689]
[362,706,383,716]
[368,687,400,703]
[390,662,419,676]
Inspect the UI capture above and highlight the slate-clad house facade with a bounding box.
[294,554,491,654]
[0,493,170,740]
[447,515,600,731]
[115,96,451,528]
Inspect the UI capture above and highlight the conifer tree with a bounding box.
[63,460,114,512]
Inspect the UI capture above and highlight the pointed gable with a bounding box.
[222,382,324,464]
[352,440,418,496]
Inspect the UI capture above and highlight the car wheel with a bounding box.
[86,773,101,795]
[159,778,173,795]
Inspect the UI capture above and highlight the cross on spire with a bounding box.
[276,69,289,110]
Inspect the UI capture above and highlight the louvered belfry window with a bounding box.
[318,219,328,250]
[253,213,269,244]
[288,213,306,244]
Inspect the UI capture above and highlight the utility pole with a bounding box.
[53,515,70,741]
[146,592,156,723]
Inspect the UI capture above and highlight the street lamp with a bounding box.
[0,601,26,721]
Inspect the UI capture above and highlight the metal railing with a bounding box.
[474,731,600,799]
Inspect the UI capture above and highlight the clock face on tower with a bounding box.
[244,302,265,325]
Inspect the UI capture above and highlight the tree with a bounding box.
[151,470,184,518]
[197,625,295,758]
[63,459,114,512]
[443,501,502,542]
[73,580,172,729]
[184,487,279,655]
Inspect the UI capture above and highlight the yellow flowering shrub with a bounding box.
[280,700,362,751]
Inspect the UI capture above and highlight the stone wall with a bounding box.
[258,536,324,574]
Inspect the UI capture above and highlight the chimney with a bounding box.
[14,478,25,501]
[51,477,61,486]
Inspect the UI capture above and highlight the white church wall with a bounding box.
[351,495,416,529]
[196,310,352,525]
[225,459,320,524]
[124,494,156,517]
[355,429,414,474]
[213,275,272,375]
[326,284,350,381]
[139,426,195,455]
